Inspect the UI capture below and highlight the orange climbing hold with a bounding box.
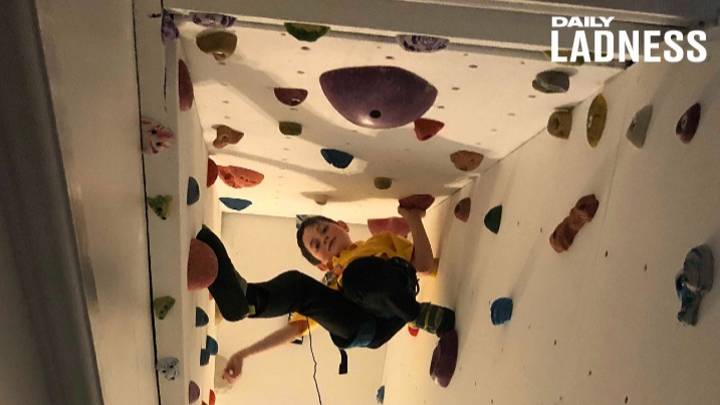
[549,194,599,253]
[414,118,444,141]
[217,165,264,188]
[188,239,218,290]
[212,125,244,148]
[450,150,484,171]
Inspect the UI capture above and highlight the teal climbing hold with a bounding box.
[320,149,354,169]
[206,335,219,355]
[220,197,252,211]
[484,205,502,233]
[284,22,330,42]
[490,297,513,325]
[200,348,210,366]
[187,177,200,205]
[279,121,302,136]
[196,307,209,327]
[153,296,176,320]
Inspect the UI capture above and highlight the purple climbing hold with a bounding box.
[189,380,201,403]
[320,149,354,169]
[429,329,458,388]
[396,34,449,53]
[161,10,179,43]
[190,12,237,28]
[219,197,252,211]
[274,88,308,106]
[319,66,438,129]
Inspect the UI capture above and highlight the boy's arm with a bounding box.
[398,207,434,273]
[223,320,309,383]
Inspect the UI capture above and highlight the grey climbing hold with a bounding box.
[532,70,570,94]
[156,357,180,381]
[626,105,653,148]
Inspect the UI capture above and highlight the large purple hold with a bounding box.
[319,66,438,129]
[429,329,458,388]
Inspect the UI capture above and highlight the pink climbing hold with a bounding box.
[450,150,484,171]
[189,380,200,403]
[399,194,435,211]
[414,118,444,141]
[454,198,471,222]
[274,88,309,106]
[188,239,218,291]
[217,165,264,188]
[212,125,244,148]
[178,59,194,111]
[207,158,218,187]
[367,217,410,237]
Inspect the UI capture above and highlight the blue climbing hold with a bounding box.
[490,298,513,325]
[196,307,209,327]
[200,348,210,366]
[320,149,354,169]
[220,197,252,211]
[206,335,219,355]
[376,385,385,404]
[187,177,200,205]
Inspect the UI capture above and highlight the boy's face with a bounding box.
[302,220,352,269]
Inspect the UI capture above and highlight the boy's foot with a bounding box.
[676,244,714,326]
[412,303,455,336]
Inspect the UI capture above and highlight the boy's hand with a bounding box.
[223,352,246,384]
[398,206,426,219]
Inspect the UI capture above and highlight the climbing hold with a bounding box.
[207,158,218,187]
[274,88,309,106]
[376,385,386,404]
[200,349,210,366]
[547,108,573,139]
[156,357,180,381]
[189,380,201,403]
[414,118,444,141]
[206,335,219,355]
[217,165,264,188]
[187,177,200,205]
[407,325,419,337]
[209,390,216,405]
[399,194,435,211]
[549,194,599,253]
[283,22,330,42]
[586,94,607,147]
[367,217,410,237]
[188,238,219,291]
[396,34,449,52]
[147,195,172,220]
[532,70,570,94]
[153,296,176,320]
[484,205,502,233]
[321,149,354,169]
[279,121,302,136]
[196,31,237,61]
[450,150,484,171]
[161,11,179,43]
[196,307,209,327]
[319,66,438,129]
[676,103,701,144]
[178,59,194,111]
[190,13,236,28]
[374,177,393,190]
[626,105,653,148]
[675,244,714,326]
[429,329,458,388]
[141,117,174,154]
[219,197,252,211]
[313,194,328,206]
[212,125,244,148]
[490,298,513,325]
[454,198,471,222]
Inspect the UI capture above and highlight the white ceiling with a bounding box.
[178,18,621,224]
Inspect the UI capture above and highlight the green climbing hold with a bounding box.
[284,22,330,42]
[147,195,172,220]
[279,121,302,136]
[153,296,176,320]
[484,205,502,233]
[374,177,392,190]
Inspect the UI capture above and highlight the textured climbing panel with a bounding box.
[207,158,218,187]
[532,70,570,94]
[190,13,236,28]
[626,105,653,148]
[188,239,219,290]
[189,380,200,403]
[284,22,330,42]
[196,31,237,61]
[321,149,354,169]
[219,197,252,211]
[490,298,513,325]
[156,357,180,381]
[153,296,176,320]
[429,329,458,388]
[367,217,410,237]
[212,125,244,148]
[196,307,209,327]
[414,118,444,141]
[279,121,302,136]
[399,194,435,210]
[178,59,194,111]
[454,198,471,222]
[319,66,438,129]
[484,205,502,233]
[549,194,599,253]
[273,88,308,106]
[396,34,449,52]
[187,177,200,205]
[141,117,174,154]
[547,109,572,139]
[218,166,264,188]
[676,103,701,144]
[586,94,607,147]
[147,195,172,220]
[450,150,484,171]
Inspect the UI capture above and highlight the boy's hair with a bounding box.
[296,215,337,265]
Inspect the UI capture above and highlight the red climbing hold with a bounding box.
[212,125,244,148]
[217,165,264,188]
[414,118,444,141]
[454,198,471,222]
[274,88,309,106]
[399,194,435,211]
[209,390,216,405]
[207,158,218,187]
[408,325,419,336]
[450,150,484,171]
[367,217,410,237]
[178,59,194,111]
[676,103,701,144]
[188,239,218,291]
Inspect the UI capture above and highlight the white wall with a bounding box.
[217,214,387,405]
